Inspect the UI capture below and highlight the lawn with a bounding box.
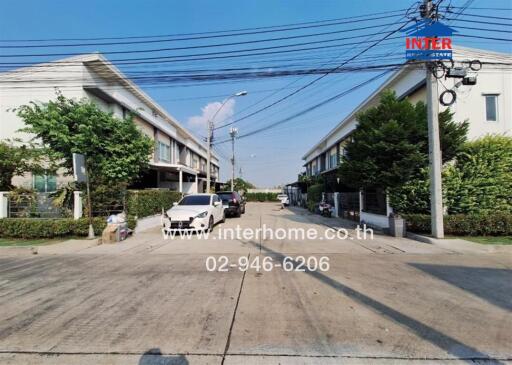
[456,236,512,245]
[0,238,66,247]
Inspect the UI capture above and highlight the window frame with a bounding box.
[483,93,499,122]
[158,141,171,162]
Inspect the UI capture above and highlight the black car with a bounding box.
[217,191,246,217]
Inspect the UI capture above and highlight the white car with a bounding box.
[277,193,290,206]
[162,194,225,232]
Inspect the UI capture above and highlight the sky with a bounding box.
[1,0,510,187]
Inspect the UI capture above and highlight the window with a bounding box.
[484,94,498,122]
[33,174,57,193]
[329,147,337,169]
[311,160,317,175]
[158,141,171,162]
[179,195,210,205]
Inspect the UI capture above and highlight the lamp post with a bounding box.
[206,91,247,192]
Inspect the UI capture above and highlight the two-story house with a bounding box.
[0,53,220,194]
[302,47,511,228]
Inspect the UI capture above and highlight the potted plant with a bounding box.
[388,212,406,237]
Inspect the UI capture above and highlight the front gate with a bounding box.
[338,192,360,222]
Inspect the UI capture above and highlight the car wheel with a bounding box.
[208,216,214,232]
[241,205,246,214]
[236,207,241,217]
[221,211,226,223]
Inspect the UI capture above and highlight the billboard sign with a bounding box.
[403,20,456,61]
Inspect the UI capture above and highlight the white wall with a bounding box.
[302,48,512,165]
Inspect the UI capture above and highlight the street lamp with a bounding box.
[206,91,247,192]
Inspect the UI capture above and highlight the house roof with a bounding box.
[0,53,219,164]
[301,46,512,162]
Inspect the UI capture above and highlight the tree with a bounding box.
[228,178,255,193]
[338,90,468,191]
[0,140,49,191]
[16,93,154,185]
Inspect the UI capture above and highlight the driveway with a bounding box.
[0,202,510,364]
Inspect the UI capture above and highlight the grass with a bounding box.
[457,236,512,245]
[0,237,67,247]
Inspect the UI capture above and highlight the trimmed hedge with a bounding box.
[403,213,512,236]
[244,192,278,202]
[126,190,182,218]
[0,216,137,239]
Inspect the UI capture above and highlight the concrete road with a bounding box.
[0,203,510,364]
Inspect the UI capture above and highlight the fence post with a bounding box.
[0,192,8,218]
[333,192,340,218]
[73,191,83,220]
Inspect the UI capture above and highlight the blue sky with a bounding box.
[1,0,510,187]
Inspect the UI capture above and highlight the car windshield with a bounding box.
[217,193,233,202]
[179,195,210,205]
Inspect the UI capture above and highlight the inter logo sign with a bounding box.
[403,20,456,61]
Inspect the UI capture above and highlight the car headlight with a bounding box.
[195,211,208,219]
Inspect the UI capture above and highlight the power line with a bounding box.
[0,9,408,43]
[214,69,396,144]
[213,19,412,131]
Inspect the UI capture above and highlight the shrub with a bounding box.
[403,212,512,236]
[0,216,137,239]
[444,135,512,214]
[306,184,323,212]
[126,189,182,218]
[244,192,278,202]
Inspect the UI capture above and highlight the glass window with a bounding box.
[485,94,498,122]
[158,141,171,162]
[179,195,210,205]
[33,174,57,193]
[329,147,337,168]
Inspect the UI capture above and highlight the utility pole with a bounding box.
[206,91,247,193]
[206,120,213,193]
[423,0,444,238]
[229,127,238,191]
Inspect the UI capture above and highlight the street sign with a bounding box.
[72,153,86,183]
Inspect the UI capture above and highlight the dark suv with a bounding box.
[217,191,246,217]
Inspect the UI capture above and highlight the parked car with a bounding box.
[162,193,225,232]
[217,191,245,217]
[277,193,289,206]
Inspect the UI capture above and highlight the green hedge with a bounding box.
[0,216,137,239]
[306,184,323,212]
[403,213,512,236]
[126,190,182,218]
[244,192,278,202]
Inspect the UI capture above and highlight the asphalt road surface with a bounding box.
[0,203,510,364]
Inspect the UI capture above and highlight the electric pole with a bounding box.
[229,127,238,191]
[423,0,444,238]
[206,91,247,193]
[206,120,213,193]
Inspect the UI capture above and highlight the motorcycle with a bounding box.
[318,201,332,217]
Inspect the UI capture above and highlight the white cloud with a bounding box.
[187,99,236,133]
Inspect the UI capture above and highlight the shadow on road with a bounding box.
[244,240,504,364]
[410,263,512,312]
[138,348,188,365]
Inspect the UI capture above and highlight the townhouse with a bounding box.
[0,53,219,194]
[302,47,512,228]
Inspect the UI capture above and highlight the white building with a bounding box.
[0,53,220,194]
[302,47,512,228]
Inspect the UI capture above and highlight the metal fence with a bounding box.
[8,192,67,218]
